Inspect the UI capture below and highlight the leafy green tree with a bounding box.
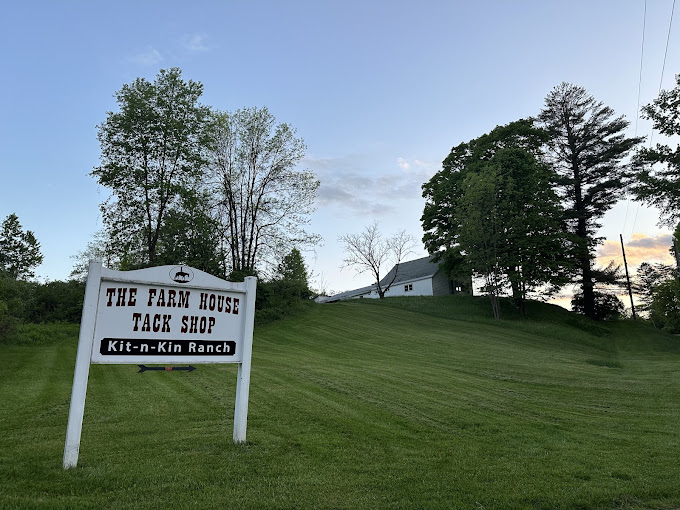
[633,74,680,227]
[208,107,320,276]
[455,168,505,318]
[0,213,43,280]
[422,119,572,317]
[539,83,642,320]
[633,262,676,316]
[29,280,85,323]
[0,272,35,341]
[92,68,211,267]
[154,189,222,276]
[69,230,119,281]
[648,279,680,333]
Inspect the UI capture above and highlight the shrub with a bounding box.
[571,291,625,321]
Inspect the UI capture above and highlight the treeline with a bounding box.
[0,277,85,338]
[0,245,314,342]
[422,78,680,328]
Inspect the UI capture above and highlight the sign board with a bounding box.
[63,262,256,469]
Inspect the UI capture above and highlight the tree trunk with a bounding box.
[580,258,595,319]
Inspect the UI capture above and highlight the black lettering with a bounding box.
[147,289,157,307]
[152,314,161,333]
[162,314,171,333]
[116,288,127,306]
[128,288,137,306]
[142,314,151,332]
[178,291,190,308]
[132,312,142,331]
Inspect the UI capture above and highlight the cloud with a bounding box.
[182,34,210,52]
[128,47,163,66]
[305,154,437,217]
[597,233,675,268]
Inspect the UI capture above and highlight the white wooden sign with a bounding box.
[63,261,256,469]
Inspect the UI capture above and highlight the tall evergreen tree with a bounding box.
[272,248,312,299]
[538,83,642,319]
[0,213,43,280]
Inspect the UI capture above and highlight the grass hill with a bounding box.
[1,296,679,509]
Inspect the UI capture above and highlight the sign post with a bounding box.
[63,261,256,469]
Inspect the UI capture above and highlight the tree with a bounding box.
[92,68,211,267]
[633,262,676,316]
[0,213,43,280]
[539,83,643,320]
[339,221,416,299]
[422,119,572,317]
[632,74,680,228]
[648,278,680,333]
[154,189,222,276]
[276,248,310,286]
[455,168,506,318]
[208,107,320,276]
[69,230,119,281]
[268,248,312,301]
[571,290,625,321]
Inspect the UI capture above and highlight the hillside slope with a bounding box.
[1,296,679,509]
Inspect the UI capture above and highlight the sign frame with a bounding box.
[63,261,256,469]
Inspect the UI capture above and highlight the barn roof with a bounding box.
[321,256,442,302]
[378,256,441,286]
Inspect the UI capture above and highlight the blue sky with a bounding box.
[1,0,678,294]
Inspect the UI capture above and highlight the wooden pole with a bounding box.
[233,276,257,444]
[620,234,636,320]
[674,237,680,282]
[63,261,102,469]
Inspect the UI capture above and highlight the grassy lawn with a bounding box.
[1,296,679,509]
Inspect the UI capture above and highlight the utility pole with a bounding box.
[620,234,636,320]
[674,236,680,282]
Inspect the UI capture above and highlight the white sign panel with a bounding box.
[91,280,244,364]
[63,262,256,469]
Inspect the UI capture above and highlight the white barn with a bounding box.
[323,256,471,302]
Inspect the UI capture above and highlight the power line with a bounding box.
[659,0,676,94]
[650,0,676,148]
[635,0,647,138]
[621,0,644,238]
[629,0,677,242]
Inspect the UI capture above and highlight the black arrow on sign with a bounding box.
[137,365,196,373]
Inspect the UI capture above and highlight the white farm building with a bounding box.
[323,256,472,302]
